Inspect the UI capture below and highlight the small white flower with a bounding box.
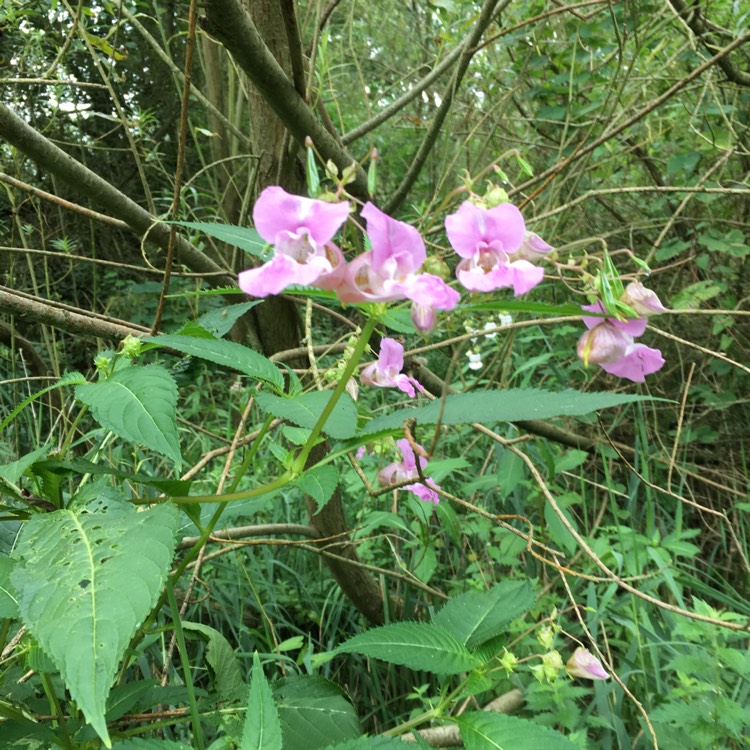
[467,352,483,371]
[498,314,513,327]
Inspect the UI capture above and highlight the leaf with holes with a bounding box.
[10,499,179,747]
[75,365,182,467]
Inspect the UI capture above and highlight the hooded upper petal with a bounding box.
[361,202,426,275]
[445,200,526,259]
[253,186,350,245]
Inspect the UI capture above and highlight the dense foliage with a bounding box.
[1,1,749,748]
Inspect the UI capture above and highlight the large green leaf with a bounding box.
[433,581,535,649]
[363,389,659,434]
[197,301,262,338]
[0,446,50,488]
[0,556,19,618]
[276,675,360,750]
[173,221,268,258]
[75,365,182,467]
[458,712,581,750]
[295,465,339,511]
[183,622,245,702]
[143,333,283,391]
[11,500,179,747]
[324,739,417,749]
[112,740,193,750]
[336,622,482,674]
[256,391,357,440]
[241,652,283,750]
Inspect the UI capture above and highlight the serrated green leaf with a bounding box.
[0,446,50,487]
[256,391,357,440]
[363,389,660,434]
[75,365,182,467]
[241,652,283,750]
[197,301,262,338]
[433,581,535,649]
[112,740,193,750]
[458,712,581,750]
[324,738,412,749]
[276,675,360,750]
[11,500,179,746]
[0,556,19,618]
[172,221,268,258]
[143,334,283,391]
[183,622,245,702]
[295,465,339,511]
[336,622,482,674]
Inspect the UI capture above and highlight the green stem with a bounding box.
[40,672,74,750]
[383,707,441,737]
[166,582,205,750]
[160,469,293,506]
[292,313,378,473]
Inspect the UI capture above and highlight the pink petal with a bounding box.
[379,338,405,374]
[508,260,544,295]
[600,344,665,382]
[403,273,460,310]
[253,186,349,245]
[567,647,609,680]
[512,231,553,263]
[577,323,632,365]
[445,201,526,259]
[238,254,329,297]
[456,257,514,292]
[362,202,426,275]
[623,282,667,316]
[582,302,647,337]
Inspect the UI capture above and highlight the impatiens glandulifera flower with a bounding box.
[514,231,554,263]
[239,186,350,297]
[566,647,609,681]
[445,200,544,295]
[360,338,425,397]
[578,299,665,382]
[621,281,667,317]
[377,438,440,505]
[339,204,459,328]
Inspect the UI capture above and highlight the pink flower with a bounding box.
[377,438,440,505]
[566,647,609,680]
[239,187,349,297]
[338,203,460,329]
[338,202,426,303]
[577,301,665,382]
[445,200,544,295]
[621,282,666,317]
[360,338,424,397]
[513,231,554,263]
[576,322,632,366]
[600,343,665,382]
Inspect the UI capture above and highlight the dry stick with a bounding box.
[510,29,750,199]
[0,245,226,278]
[667,362,695,494]
[0,173,129,229]
[598,429,750,575]
[555,562,659,750]
[152,0,198,335]
[646,149,734,264]
[475,424,750,632]
[649,325,750,377]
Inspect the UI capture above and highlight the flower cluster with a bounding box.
[240,187,461,332]
[377,437,440,505]
[576,282,666,383]
[239,187,551,332]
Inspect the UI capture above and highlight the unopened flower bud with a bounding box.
[621,281,666,317]
[120,334,142,360]
[421,256,450,281]
[484,186,509,207]
[513,231,554,263]
[566,647,609,680]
